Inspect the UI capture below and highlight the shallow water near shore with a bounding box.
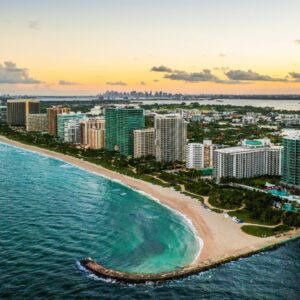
[1,141,299,299]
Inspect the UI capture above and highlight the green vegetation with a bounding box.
[228,209,279,226]
[210,208,224,214]
[1,123,299,234]
[208,187,244,209]
[188,122,281,146]
[222,176,281,189]
[181,191,204,203]
[241,225,291,237]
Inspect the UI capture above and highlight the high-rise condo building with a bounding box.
[7,99,40,127]
[105,107,145,156]
[155,114,187,162]
[214,138,282,181]
[47,106,71,137]
[186,140,215,170]
[64,119,82,144]
[26,114,48,132]
[281,132,300,189]
[0,100,7,124]
[133,128,156,158]
[88,127,105,149]
[57,113,86,140]
[80,118,105,147]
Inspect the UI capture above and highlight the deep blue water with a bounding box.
[0,142,299,299]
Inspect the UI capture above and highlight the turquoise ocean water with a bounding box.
[0,142,299,299]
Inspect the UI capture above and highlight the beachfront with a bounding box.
[0,135,299,276]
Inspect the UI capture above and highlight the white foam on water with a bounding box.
[76,260,118,283]
[60,164,73,169]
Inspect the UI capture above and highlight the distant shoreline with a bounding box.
[1,135,300,279]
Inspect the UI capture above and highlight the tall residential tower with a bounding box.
[133,128,156,158]
[47,106,70,137]
[105,107,145,156]
[281,132,300,189]
[155,114,187,162]
[7,99,40,127]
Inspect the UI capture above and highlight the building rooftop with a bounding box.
[284,131,300,140]
[216,145,282,154]
[7,99,40,103]
[245,140,262,146]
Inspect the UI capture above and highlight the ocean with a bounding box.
[0,142,299,299]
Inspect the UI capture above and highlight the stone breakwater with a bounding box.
[80,235,300,284]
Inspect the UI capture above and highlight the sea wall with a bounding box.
[80,235,300,284]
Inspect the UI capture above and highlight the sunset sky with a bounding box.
[1,0,300,95]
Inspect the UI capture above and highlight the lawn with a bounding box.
[228,209,280,226]
[241,225,291,237]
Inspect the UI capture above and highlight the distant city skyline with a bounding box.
[1,0,300,95]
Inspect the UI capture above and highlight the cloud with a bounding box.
[295,40,300,45]
[225,69,286,82]
[28,20,40,30]
[164,69,220,82]
[219,53,226,58]
[58,80,81,86]
[289,72,300,81]
[106,81,127,86]
[140,81,146,85]
[0,61,43,84]
[151,66,173,73]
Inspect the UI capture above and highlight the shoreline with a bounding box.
[1,135,300,279]
[0,138,204,264]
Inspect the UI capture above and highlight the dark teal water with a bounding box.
[0,142,299,299]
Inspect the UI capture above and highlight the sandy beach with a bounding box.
[1,135,299,270]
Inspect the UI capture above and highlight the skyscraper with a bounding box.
[133,128,156,158]
[47,106,70,137]
[105,107,145,156]
[155,114,187,162]
[281,132,300,189]
[7,99,40,127]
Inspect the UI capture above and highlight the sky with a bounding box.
[0,0,300,95]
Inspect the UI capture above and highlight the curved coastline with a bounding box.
[79,235,300,283]
[0,139,203,267]
[1,135,300,283]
